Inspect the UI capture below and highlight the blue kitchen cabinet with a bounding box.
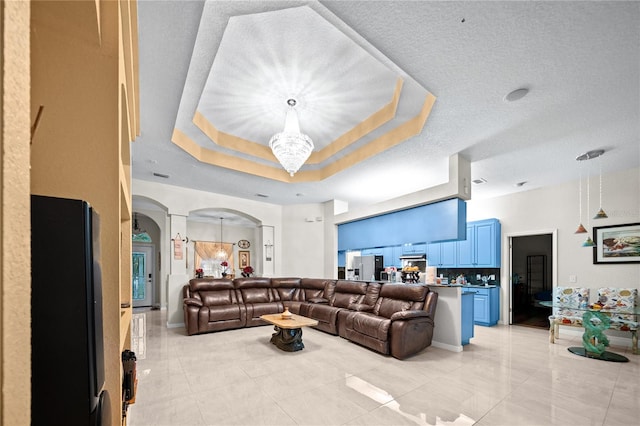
[456,224,474,267]
[456,219,501,268]
[361,248,383,256]
[461,291,475,345]
[427,241,456,267]
[466,286,499,326]
[401,243,426,255]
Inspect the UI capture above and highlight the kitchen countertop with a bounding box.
[428,284,499,288]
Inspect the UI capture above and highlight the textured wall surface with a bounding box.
[1,1,31,424]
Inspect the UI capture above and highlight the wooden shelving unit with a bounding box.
[31,1,139,424]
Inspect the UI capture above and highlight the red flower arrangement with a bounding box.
[220,260,229,276]
[242,265,254,277]
[195,268,203,278]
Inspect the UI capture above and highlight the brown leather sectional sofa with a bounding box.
[183,277,438,359]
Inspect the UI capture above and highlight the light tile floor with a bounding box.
[128,309,639,426]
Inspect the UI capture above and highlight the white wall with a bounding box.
[467,167,640,323]
[281,203,326,277]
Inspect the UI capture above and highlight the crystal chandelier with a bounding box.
[269,99,314,176]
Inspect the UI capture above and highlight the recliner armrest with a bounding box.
[308,297,329,304]
[390,310,431,321]
[184,297,203,307]
[349,303,374,312]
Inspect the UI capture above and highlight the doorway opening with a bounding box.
[132,245,154,308]
[510,232,555,328]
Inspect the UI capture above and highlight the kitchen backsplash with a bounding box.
[435,268,501,285]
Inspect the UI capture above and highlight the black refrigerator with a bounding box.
[31,195,107,426]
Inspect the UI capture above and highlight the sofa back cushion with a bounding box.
[301,278,335,301]
[188,279,238,306]
[271,277,302,301]
[363,282,382,306]
[331,281,368,308]
[597,288,637,312]
[234,277,274,304]
[374,284,428,318]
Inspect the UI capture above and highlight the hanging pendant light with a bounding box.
[269,99,314,177]
[132,213,152,242]
[593,152,608,219]
[574,160,587,234]
[215,217,228,261]
[583,171,596,247]
[582,235,596,247]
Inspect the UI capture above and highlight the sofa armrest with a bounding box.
[390,310,431,321]
[308,297,329,304]
[349,303,374,312]
[184,297,203,307]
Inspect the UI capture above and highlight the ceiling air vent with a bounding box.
[472,178,487,185]
[153,172,170,178]
[255,193,269,198]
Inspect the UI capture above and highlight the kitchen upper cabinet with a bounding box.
[361,248,383,256]
[457,219,501,268]
[427,241,456,267]
[382,246,402,268]
[344,219,499,271]
[401,243,426,254]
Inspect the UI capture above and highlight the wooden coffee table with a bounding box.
[260,312,318,352]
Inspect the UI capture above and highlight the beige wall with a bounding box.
[29,1,138,424]
[1,2,31,424]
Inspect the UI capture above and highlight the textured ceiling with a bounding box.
[133,0,640,214]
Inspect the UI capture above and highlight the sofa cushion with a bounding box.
[351,312,391,341]
[234,278,275,304]
[274,287,299,301]
[208,305,243,321]
[200,290,236,306]
[373,284,428,318]
[189,278,234,292]
[376,298,412,319]
[240,288,273,304]
[333,293,361,308]
[331,281,368,307]
[271,277,302,301]
[363,282,382,306]
[300,278,332,300]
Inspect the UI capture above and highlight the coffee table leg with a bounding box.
[270,326,305,352]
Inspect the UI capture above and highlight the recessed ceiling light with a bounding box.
[255,193,269,198]
[472,178,487,184]
[515,181,527,187]
[152,172,169,178]
[504,87,529,102]
[296,193,305,197]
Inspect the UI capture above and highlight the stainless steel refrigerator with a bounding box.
[352,255,383,281]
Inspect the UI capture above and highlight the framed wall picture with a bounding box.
[239,250,250,269]
[593,222,640,264]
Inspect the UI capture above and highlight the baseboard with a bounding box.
[167,322,184,329]
[431,340,463,353]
